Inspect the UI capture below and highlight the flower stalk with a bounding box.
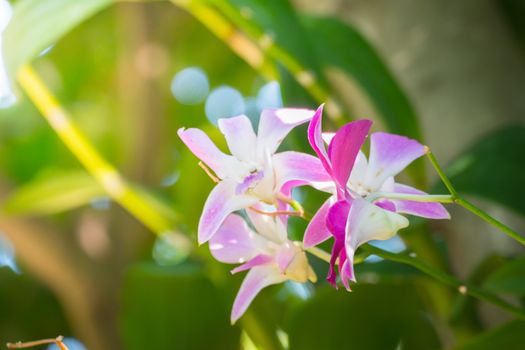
[426,150,525,245]
[16,65,189,246]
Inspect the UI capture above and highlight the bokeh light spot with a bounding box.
[171,67,210,105]
[205,86,245,125]
[256,81,282,110]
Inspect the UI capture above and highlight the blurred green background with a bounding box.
[0,0,525,349]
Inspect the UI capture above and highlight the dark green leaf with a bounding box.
[442,126,525,217]
[120,262,240,350]
[453,320,525,350]
[484,255,525,295]
[302,16,422,141]
[286,283,441,350]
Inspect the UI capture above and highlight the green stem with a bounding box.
[16,65,190,246]
[426,151,525,245]
[367,192,455,203]
[360,244,525,319]
[456,197,525,245]
[426,151,458,197]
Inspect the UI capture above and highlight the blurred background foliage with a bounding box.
[0,0,524,349]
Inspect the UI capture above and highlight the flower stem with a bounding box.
[16,65,189,246]
[368,192,455,203]
[360,244,525,319]
[456,197,525,245]
[7,336,69,349]
[426,150,525,245]
[426,151,458,197]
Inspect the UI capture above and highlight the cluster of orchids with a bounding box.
[178,105,450,323]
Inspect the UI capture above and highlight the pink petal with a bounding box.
[307,105,332,174]
[246,204,287,243]
[231,265,285,323]
[273,151,332,191]
[257,108,315,156]
[392,183,451,219]
[198,180,259,244]
[344,199,409,279]
[303,197,333,248]
[339,256,356,291]
[327,119,372,190]
[178,127,237,179]
[209,214,265,264]
[326,200,351,242]
[231,254,274,274]
[365,132,426,190]
[218,115,257,162]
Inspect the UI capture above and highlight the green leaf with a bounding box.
[286,283,440,350]
[484,255,525,295]
[120,262,240,350]
[301,16,422,141]
[3,170,105,215]
[4,0,112,75]
[453,320,525,350]
[443,126,525,217]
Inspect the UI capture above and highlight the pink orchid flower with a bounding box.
[178,108,330,244]
[303,105,450,290]
[209,207,316,323]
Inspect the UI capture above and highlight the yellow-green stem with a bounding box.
[16,65,188,246]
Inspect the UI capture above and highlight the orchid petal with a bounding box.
[303,197,333,248]
[348,151,368,189]
[198,180,259,244]
[178,127,238,179]
[307,105,331,174]
[345,199,409,275]
[257,108,315,157]
[326,200,351,241]
[273,151,332,191]
[275,245,311,283]
[231,254,273,274]
[246,204,287,243]
[236,171,264,195]
[231,266,285,323]
[392,183,451,219]
[218,115,257,162]
[365,132,426,191]
[327,120,372,190]
[209,214,266,264]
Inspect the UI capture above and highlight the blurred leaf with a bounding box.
[453,320,525,350]
[484,255,525,295]
[286,283,440,350]
[3,170,104,215]
[0,269,71,341]
[301,16,421,141]
[498,0,525,52]
[442,126,525,217]
[120,262,240,350]
[4,0,112,75]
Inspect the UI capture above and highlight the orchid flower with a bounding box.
[0,0,14,108]
[209,207,316,323]
[303,105,449,289]
[178,108,330,244]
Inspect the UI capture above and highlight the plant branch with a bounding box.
[360,244,525,319]
[426,150,525,245]
[16,65,189,246]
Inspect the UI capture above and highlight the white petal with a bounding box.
[218,115,257,162]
